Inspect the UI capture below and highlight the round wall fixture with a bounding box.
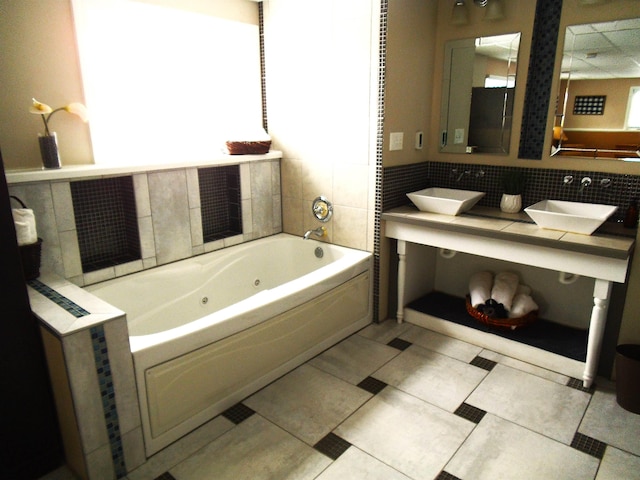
[312,196,333,222]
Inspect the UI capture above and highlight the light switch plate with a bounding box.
[389,132,404,151]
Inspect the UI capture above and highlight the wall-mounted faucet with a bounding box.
[563,175,574,186]
[303,226,326,240]
[580,176,592,192]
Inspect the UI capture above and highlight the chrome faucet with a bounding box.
[580,176,592,192]
[303,226,326,240]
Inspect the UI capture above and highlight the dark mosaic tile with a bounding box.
[222,403,255,425]
[470,356,497,371]
[154,473,177,480]
[435,471,462,480]
[454,403,487,424]
[314,432,351,460]
[571,432,607,459]
[387,337,412,351]
[28,280,90,318]
[357,376,388,395]
[567,377,594,394]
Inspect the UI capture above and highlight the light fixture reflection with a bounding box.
[484,0,504,20]
[451,0,469,26]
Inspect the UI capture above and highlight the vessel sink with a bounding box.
[406,187,485,215]
[524,200,617,235]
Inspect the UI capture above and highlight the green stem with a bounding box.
[43,107,65,136]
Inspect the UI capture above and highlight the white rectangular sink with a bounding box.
[406,187,485,216]
[524,200,618,235]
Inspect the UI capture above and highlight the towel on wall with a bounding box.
[490,271,519,312]
[469,271,493,308]
[12,207,38,246]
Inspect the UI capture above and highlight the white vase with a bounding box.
[500,193,522,213]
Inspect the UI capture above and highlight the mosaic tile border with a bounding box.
[90,325,127,479]
[518,0,563,159]
[28,279,90,318]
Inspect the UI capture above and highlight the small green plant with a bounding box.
[501,170,526,195]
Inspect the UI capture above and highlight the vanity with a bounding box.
[383,206,635,387]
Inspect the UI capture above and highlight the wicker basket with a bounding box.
[465,295,537,330]
[225,140,271,155]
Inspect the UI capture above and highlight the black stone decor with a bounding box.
[71,176,141,273]
[198,165,242,243]
[518,0,563,159]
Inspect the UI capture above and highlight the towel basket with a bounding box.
[10,196,43,280]
[465,295,537,330]
[225,140,271,155]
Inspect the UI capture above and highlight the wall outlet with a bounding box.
[454,128,465,144]
[389,132,404,151]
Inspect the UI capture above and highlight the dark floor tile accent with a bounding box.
[387,337,412,351]
[571,432,607,459]
[454,402,487,424]
[435,471,462,480]
[470,356,497,371]
[314,432,351,460]
[357,376,388,395]
[567,377,595,393]
[154,473,177,480]
[222,403,255,424]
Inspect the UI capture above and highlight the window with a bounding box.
[72,0,263,165]
[626,86,640,130]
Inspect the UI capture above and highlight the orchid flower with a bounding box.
[30,98,88,136]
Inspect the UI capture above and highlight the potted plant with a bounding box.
[500,170,526,213]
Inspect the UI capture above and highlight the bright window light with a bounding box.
[72,0,263,165]
[626,86,640,130]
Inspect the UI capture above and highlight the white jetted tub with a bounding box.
[86,233,372,455]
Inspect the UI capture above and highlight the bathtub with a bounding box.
[86,233,372,455]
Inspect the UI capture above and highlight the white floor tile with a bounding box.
[479,348,571,385]
[373,344,487,412]
[127,416,234,480]
[579,386,640,456]
[335,386,474,480]
[467,363,591,444]
[308,334,399,384]
[357,319,411,344]
[170,415,330,480]
[596,446,640,480]
[400,326,483,362]
[244,364,371,445]
[446,414,599,480]
[314,447,413,480]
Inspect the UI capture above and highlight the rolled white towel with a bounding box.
[469,271,493,308]
[491,271,519,312]
[12,208,38,246]
[509,294,539,318]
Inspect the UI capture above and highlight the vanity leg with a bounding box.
[396,240,406,323]
[583,279,612,388]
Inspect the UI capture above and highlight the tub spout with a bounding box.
[303,226,326,240]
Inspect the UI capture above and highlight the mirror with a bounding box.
[440,32,520,155]
[552,18,640,159]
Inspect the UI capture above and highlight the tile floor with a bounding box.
[43,320,640,480]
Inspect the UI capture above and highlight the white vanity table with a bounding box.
[383,205,635,387]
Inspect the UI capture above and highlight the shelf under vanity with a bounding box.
[383,206,635,387]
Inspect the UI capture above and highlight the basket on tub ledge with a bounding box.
[465,295,537,330]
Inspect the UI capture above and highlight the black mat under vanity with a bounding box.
[407,291,588,362]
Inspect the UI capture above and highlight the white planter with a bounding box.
[500,193,522,213]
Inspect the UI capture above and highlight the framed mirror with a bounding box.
[552,18,640,160]
[440,32,520,155]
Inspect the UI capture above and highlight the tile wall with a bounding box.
[383,160,640,227]
[8,158,282,286]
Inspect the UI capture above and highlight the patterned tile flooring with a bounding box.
[43,320,640,480]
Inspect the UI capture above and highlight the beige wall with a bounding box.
[0,1,93,169]
[563,78,638,131]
